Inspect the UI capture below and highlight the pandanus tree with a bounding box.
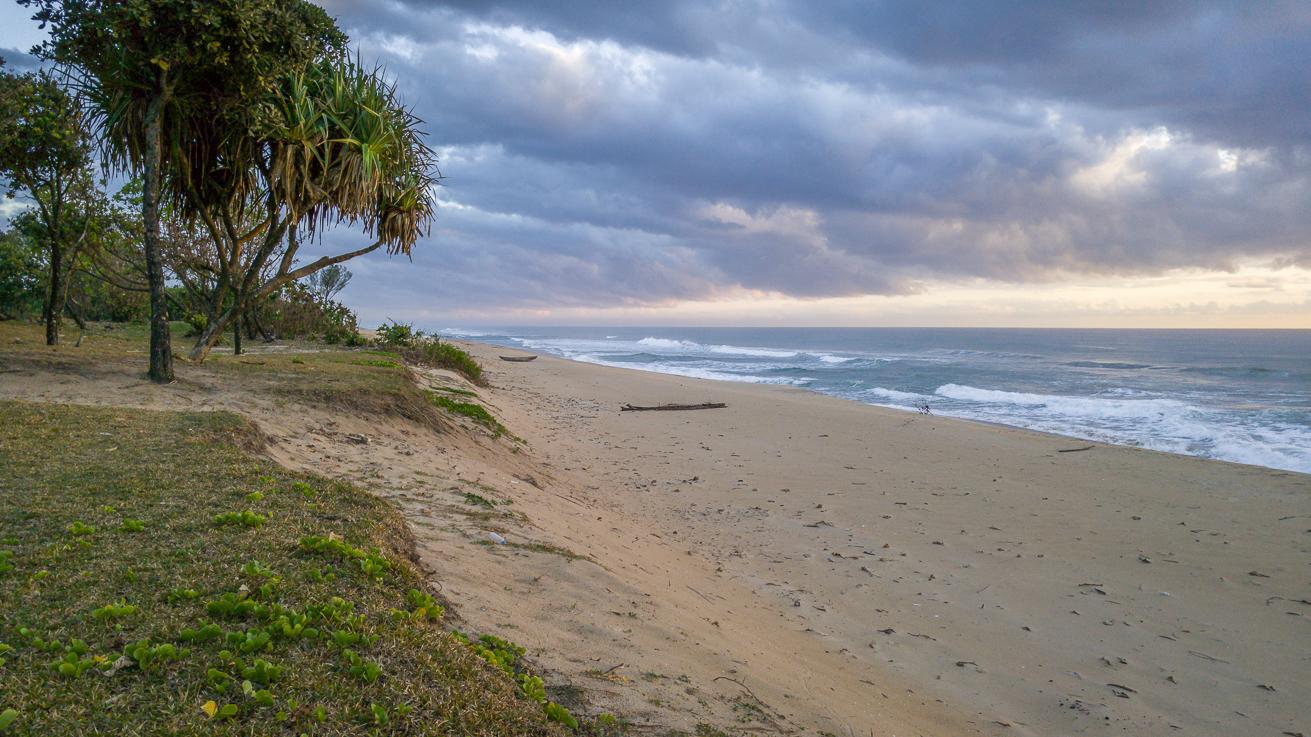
[182,57,437,361]
[22,0,347,382]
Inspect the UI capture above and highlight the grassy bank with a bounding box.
[0,400,563,736]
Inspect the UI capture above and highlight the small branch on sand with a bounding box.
[621,402,727,412]
[714,676,768,709]
[1057,445,1095,453]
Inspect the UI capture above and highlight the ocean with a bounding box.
[436,327,1311,475]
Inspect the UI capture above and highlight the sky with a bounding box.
[2,1,1309,328]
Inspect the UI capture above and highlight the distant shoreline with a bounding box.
[456,334,1311,477]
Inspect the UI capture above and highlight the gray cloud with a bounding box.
[6,2,1309,317]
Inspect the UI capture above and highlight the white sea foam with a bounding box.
[929,383,1310,473]
[709,344,799,358]
[866,386,933,402]
[636,337,701,351]
[815,353,853,364]
[569,353,809,385]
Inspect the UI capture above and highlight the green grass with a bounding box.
[409,342,485,386]
[211,349,449,431]
[431,386,480,398]
[426,393,506,438]
[0,400,562,736]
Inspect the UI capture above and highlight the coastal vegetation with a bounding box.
[376,320,487,386]
[0,317,595,735]
[0,1,594,734]
[14,0,438,379]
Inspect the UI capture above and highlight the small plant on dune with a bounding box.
[120,518,145,532]
[48,639,102,680]
[299,535,391,582]
[166,588,200,604]
[66,521,95,536]
[341,649,382,683]
[201,701,239,721]
[91,600,137,621]
[178,623,222,643]
[452,630,577,728]
[461,492,496,509]
[225,628,273,654]
[403,588,444,621]
[123,640,185,671]
[432,385,479,398]
[206,593,261,620]
[412,340,485,385]
[426,393,506,437]
[240,658,283,685]
[240,560,277,579]
[213,510,267,528]
[0,550,13,575]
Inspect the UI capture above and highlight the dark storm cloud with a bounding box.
[314,0,1311,314]
[7,1,1307,314]
[310,0,1311,314]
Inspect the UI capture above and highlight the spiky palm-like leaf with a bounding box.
[264,56,437,254]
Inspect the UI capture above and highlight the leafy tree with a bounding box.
[304,264,352,302]
[0,64,96,344]
[22,0,347,381]
[255,281,360,344]
[0,226,44,319]
[180,57,437,361]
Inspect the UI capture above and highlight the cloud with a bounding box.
[4,1,1308,318]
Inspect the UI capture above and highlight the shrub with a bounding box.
[412,340,485,385]
[245,282,362,345]
[374,320,419,348]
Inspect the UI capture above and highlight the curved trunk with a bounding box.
[189,304,238,362]
[143,91,174,383]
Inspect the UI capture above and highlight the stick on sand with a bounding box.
[620,402,727,411]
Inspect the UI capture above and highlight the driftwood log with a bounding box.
[620,402,727,412]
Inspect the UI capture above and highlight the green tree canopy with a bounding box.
[0,63,97,344]
[21,0,348,380]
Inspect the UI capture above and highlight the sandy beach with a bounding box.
[427,343,1311,736]
[3,341,1307,736]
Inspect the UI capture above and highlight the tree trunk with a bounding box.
[143,92,174,383]
[65,297,87,330]
[44,244,62,345]
[189,304,237,362]
[252,311,274,342]
[232,315,242,355]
